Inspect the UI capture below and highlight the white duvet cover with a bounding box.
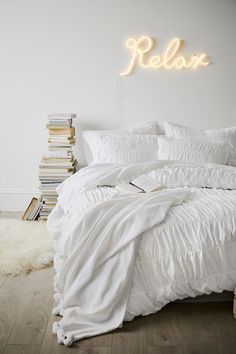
[47,161,236,346]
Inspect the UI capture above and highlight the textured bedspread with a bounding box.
[127,187,236,319]
[47,161,236,345]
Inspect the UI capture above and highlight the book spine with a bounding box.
[234,290,236,319]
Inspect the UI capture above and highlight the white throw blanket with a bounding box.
[48,161,236,346]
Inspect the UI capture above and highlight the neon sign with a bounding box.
[120,36,210,76]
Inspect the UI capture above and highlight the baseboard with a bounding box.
[0,188,40,211]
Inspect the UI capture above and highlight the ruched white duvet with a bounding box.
[47,161,236,346]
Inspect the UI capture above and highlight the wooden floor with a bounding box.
[1,213,236,354]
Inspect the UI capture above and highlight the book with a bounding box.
[39,173,73,178]
[40,182,61,187]
[39,177,68,181]
[22,198,38,220]
[47,124,71,129]
[44,197,57,201]
[38,216,49,220]
[41,205,55,211]
[115,175,164,194]
[49,127,75,135]
[48,118,72,122]
[48,143,74,148]
[39,168,74,173]
[47,121,72,127]
[43,151,72,158]
[41,158,73,163]
[48,138,75,144]
[48,134,74,138]
[48,113,76,119]
[234,289,236,319]
[22,197,43,221]
[48,145,72,149]
[115,183,143,194]
[40,162,75,168]
[48,135,74,140]
[28,198,43,220]
[44,201,57,205]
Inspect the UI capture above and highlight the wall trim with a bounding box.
[0,188,40,212]
[0,188,39,194]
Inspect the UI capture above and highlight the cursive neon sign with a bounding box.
[120,36,210,76]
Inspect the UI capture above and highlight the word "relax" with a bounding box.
[120,36,210,76]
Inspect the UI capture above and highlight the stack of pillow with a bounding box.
[82,121,236,166]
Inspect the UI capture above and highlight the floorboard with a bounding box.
[112,316,147,354]
[145,303,181,347]
[0,288,18,354]
[3,345,41,354]
[147,347,182,354]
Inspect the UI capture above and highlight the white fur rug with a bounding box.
[0,218,54,276]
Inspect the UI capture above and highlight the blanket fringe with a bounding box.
[52,322,74,346]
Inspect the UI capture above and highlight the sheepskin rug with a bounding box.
[0,218,54,276]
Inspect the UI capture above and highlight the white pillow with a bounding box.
[165,121,236,146]
[158,137,231,165]
[165,121,236,166]
[83,133,160,164]
[82,130,131,164]
[165,121,205,139]
[132,121,165,135]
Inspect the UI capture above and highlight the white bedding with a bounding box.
[48,161,236,346]
[82,132,160,164]
[158,137,231,165]
[164,121,236,166]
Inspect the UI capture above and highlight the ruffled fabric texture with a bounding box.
[158,137,231,165]
[126,188,236,318]
[149,163,236,190]
[55,161,236,215]
[96,134,161,164]
[164,121,236,166]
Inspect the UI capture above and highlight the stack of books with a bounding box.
[38,113,77,220]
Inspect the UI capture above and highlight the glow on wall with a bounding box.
[120,36,210,76]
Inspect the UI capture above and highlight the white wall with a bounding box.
[0,0,236,210]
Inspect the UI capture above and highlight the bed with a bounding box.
[48,121,236,346]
